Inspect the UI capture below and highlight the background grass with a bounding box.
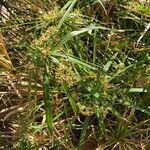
[0,0,150,149]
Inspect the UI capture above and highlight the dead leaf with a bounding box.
[0,33,14,70]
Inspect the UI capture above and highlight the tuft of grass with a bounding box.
[0,0,150,149]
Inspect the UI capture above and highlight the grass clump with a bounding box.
[0,0,150,149]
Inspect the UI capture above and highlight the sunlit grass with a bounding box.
[0,0,150,149]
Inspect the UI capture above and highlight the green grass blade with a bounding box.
[118,98,150,116]
[61,0,73,11]
[78,116,90,150]
[55,25,110,50]
[127,88,148,93]
[51,52,99,70]
[67,55,98,70]
[103,60,113,72]
[96,110,105,139]
[93,29,97,64]
[136,106,150,116]
[43,73,53,133]
[62,80,78,116]
[58,0,77,28]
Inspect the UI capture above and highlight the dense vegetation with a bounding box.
[0,0,150,149]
